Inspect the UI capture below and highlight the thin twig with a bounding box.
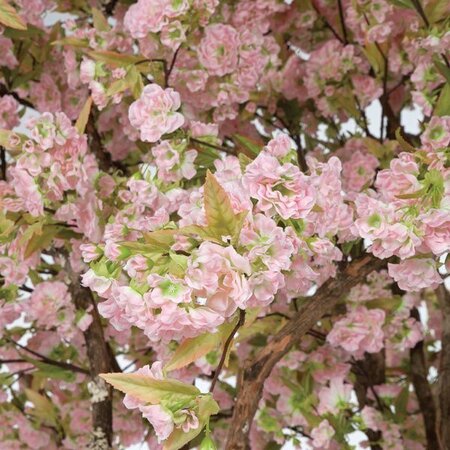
[337,0,348,44]
[165,47,180,87]
[191,137,235,155]
[5,337,89,375]
[0,147,6,180]
[210,310,246,393]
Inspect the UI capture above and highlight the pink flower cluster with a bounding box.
[327,306,385,359]
[128,84,185,142]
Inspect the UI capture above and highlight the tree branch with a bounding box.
[410,308,440,450]
[69,271,114,448]
[225,254,387,449]
[437,285,450,449]
[0,83,35,109]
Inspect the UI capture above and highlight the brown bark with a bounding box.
[438,285,450,449]
[409,308,440,450]
[69,274,113,448]
[353,351,385,450]
[225,254,387,450]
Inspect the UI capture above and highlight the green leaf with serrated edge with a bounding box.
[204,171,247,240]
[165,322,235,372]
[435,83,450,117]
[163,395,220,450]
[395,128,417,152]
[75,96,92,134]
[100,373,200,405]
[0,0,26,30]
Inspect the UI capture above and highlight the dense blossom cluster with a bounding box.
[0,0,449,449]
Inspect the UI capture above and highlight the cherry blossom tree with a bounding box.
[0,0,449,449]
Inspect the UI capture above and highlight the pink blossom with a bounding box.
[243,151,315,220]
[388,259,442,292]
[318,377,353,415]
[342,150,379,192]
[421,116,450,150]
[311,420,335,449]
[327,307,385,358]
[81,269,112,296]
[129,84,184,142]
[0,95,19,129]
[198,24,240,76]
[421,209,450,255]
[265,134,292,158]
[124,0,189,38]
[186,242,252,316]
[145,274,193,306]
[140,405,174,441]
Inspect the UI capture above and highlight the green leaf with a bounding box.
[434,83,450,117]
[395,128,417,153]
[0,0,27,30]
[106,78,129,97]
[87,50,142,67]
[204,171,247,241]
[100,372,200,405]
[51,37,89,48]
[0,213,16,243]
[166,323,234,372]
[21,355,76,382]
[394,386,409,421]
[433,56,450,85]
[199,434,217,450]
[168,252,188,277]
[125,65,144,99]
[23,224,61,258]
[143,229,177,249]
[233,134,261,156]
[75,96,92,134]
[91,7,109,32]
[25,389,58,426]
[163,395,220,450]
[387,0,413,8]
[0,129,26,152]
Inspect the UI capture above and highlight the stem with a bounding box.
[191,137,235,155]
[210,310,246,393]
[166,47,180,88]
[5,338,89,375]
